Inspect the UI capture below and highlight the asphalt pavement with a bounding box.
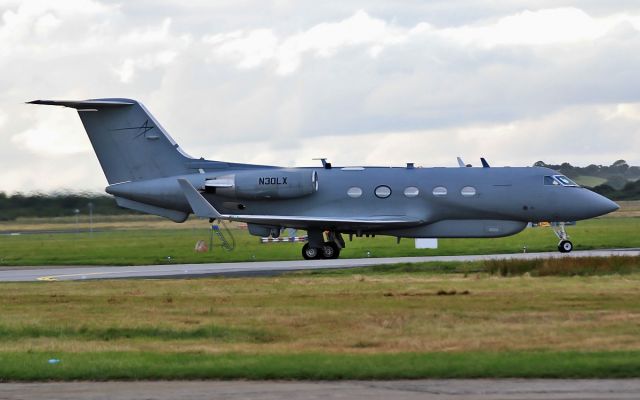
[2,379,640,400]
[0,248,638,281]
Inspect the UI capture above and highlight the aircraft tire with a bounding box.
[321,242,340,259]
[558,240,573,253]
[302,243,320,260]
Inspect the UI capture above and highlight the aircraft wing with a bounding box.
[177,179,423,229]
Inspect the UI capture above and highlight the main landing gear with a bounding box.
[302,242,340,259]
[552,222,573,253]
[302,231,344,260]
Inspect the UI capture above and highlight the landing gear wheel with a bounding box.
[321,242,340,259]
[302,243,320,260]
[558,240,573,253]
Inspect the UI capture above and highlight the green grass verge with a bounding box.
[1,217,639,266]
[2,351,640,380]
[292,256,640,277]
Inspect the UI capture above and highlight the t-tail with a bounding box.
[28,98,273,222]
[28,99,194,184]
[28,98,210,222]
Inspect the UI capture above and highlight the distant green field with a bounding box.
[573,175,608,187]
[0,217,638,266]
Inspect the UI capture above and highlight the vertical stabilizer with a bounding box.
[28,98,193,184]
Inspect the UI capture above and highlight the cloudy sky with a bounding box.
[2,0,640,193]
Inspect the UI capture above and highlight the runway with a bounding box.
[0,248,638,282]
[2,379,640,400]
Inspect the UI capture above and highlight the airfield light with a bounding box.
[88,202,94,236]
[73,209,80,233]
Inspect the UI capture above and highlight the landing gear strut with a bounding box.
[552,222,573,253]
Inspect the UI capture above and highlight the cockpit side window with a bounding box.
[544,175,579,187]
[554,175,579,187]
[544,176,559,186]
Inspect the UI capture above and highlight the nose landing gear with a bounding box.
[558,240,573,253]
[552,222,573,253]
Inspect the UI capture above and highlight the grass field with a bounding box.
[1,206,639,380]
[1,258,640,379]
[1,215,639,266]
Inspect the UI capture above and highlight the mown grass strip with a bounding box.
[0,325,276,343]
[2,351,640,381]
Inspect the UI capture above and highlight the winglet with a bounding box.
[177,178,222,219]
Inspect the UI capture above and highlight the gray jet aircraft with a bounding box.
[29,98,619,259]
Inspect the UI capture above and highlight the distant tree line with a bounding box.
[0,192,136,221]
[590,180,640,201]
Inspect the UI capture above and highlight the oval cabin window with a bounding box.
[374,185,392,198]
[432,186,447,196]
[404,186,419,198]
[347,187,363,198]
[461,186,477,197]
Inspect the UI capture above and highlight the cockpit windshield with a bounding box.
[544,175,579,187]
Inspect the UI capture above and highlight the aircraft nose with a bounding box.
[586,191,619,218]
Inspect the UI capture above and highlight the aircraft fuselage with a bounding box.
[106,164,618,239]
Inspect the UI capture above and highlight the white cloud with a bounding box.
[608,103,640,121]
[204,10,419,75]
[11,109,91,156]
[118,17,172,45]
[114,50,178,83]
[438,8,640,47]
[205,29,278,69]
[202,8,640,75]
[273,10,413,74]
[33,12,61,36]
[0,0,115,52]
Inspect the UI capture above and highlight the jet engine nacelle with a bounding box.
[205,169,318,200]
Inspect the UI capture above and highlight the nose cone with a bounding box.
[540,188,619,222]
[585,191,619,218]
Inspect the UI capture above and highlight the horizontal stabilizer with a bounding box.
[177,178,222,219]
[27,99,135,109]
